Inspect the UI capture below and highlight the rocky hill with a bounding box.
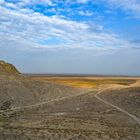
[0,60,20,75]
[0,60,81,110]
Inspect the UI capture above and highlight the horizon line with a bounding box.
[23,73,140,77]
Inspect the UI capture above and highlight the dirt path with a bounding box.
[0,89,93,114]
[94,89,140,126]
[1,79,140,126]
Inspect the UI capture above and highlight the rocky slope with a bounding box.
[0,60,20,75]
[0,60,81,110]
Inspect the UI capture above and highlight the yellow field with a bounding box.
[32,76,137,89]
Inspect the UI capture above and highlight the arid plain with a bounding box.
[0,61,140,140]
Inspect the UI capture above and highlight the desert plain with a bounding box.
[0,61,140,140]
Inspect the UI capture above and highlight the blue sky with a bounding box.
[0,0,140,75]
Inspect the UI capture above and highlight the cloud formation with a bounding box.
[0,0,140,75]
[103,0,140,18]
[0,0,138,52]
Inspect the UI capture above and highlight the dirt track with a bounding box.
[0,89,92,113]
[94,89,140,126]
[0,77,140,140]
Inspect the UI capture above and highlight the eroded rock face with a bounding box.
[0,60,20,75]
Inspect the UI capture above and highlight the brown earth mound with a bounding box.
[0,60,20,75]
[0,60,82,110]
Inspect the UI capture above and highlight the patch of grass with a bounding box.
[0,60,20,74]
[0,116,7,122]
[44,79,96,88]
[32,77,136,89]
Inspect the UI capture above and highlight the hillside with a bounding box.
[0,60,140,140]
[0,60,81,110]
[0,60,20,75]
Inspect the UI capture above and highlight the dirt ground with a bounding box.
[0,76,140,140]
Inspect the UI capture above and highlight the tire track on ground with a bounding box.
[0,89,93,114]
[94,89,140,126]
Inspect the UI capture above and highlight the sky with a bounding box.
[0,0,140,75]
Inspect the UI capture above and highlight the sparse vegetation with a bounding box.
[0,61,140,140]
[0,100,13,110]
[32,77,136,88]
[0,60,20,75]
[0,116,7,122]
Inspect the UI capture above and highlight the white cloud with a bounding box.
[5,0,56,7]
[0,0,4,4]
[99,0,140,17]
[70,0,140,18]
[79,10,93,16]
[0,1,135,52]
[76,0,89,4]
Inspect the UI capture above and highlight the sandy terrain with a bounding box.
[0,62,140,140]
